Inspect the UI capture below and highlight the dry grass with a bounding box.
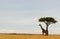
[0,34,60,39]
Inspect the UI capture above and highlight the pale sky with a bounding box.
[0,0,60,34]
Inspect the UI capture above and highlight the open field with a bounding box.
[0,34,60,39]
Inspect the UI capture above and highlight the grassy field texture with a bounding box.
[0,34,60,39]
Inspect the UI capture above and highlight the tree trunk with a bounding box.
[46,29,48,35]
[46,25,48,35]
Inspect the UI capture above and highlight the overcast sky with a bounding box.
[0,0,60,34]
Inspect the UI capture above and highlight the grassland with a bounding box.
[0,33,60,39]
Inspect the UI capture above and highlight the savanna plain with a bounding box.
[0,34,60,39]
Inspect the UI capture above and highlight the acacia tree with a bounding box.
[38,17,57,35]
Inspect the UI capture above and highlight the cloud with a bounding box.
[0,28,41,34]
[0,29,18,33]
[49,28,60,34]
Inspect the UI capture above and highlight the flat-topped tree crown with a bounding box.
[38,17,57,26]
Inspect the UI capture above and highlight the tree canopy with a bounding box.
[38,17,57,26]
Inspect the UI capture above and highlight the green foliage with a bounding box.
[38,17,57,24]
